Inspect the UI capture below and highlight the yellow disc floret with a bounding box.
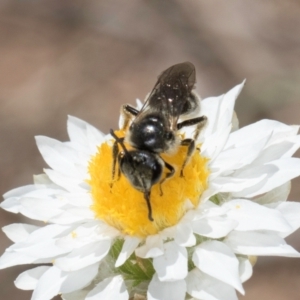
[88,134,209,237]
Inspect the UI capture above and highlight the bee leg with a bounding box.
[176,115,207,131]
[110,135,123,190]
[180,139,195,177]
[193,116,208,141]
[121,104,140,130]
[178,116,207,177]
[142,182,154,221]
[159,161,175,196]
[140,177,154,221]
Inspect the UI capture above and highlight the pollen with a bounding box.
[88,134,209,237]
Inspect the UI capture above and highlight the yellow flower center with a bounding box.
[88,132,209,237]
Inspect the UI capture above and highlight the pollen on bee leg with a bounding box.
[88,139,209,237]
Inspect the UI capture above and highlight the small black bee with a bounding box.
[110,130,174,221]
[111,62,207,221]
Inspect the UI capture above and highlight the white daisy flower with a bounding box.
[1,80,300,300]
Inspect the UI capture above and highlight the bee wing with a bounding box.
[133,62,196,128]
[131,73,166,123]
[158,62,196,91]
[136,79,161,115]
[160,62,196,130]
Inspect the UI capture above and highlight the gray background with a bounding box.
[0,1,300,299]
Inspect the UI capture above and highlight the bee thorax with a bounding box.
[127,112,174,153]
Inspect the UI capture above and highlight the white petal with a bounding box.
[186,268,238,300]
[8,224,72,249]
[63,193,93,208]
[201,82,245,159]
[32,266,65,300]
[201,95,224,137]
[194,200,228,218]
[60,263,99,294]
[0,197,21,213]
[54,240,111,271]
[211,134,269,174]
[265,124,299,147]
[115,236,141,267]
[220,81,244,119]
[225,119,296,150]
[35,136,82,177]
[14,266,50,290]
[250,138,300,166]
[17,186,64,199]
[174,223,196,247]
[193,241,244,294]
[33,174,53,184]
[231,111,239,132]
[161,222,196,247]
[49,207,94,225]
[8,224,75,259]
[276,201,300,237]
[212,172,267,193]
[202,125,231,161]
[136,98,143,109]
[199,186,220,203]
[25,223,73,242]
[16,263,99,297]
[0,251,50,269]
[234,158,300,198]
[148,274,186,300]
[202,82,244,138]
[44,169,87,193]
[12,238,71,259]
[3,184,37,199]
[95,222,120,239]
[67,116,104,153]
[2,223,39,243]
[223,199,291,232]
[283,135,300,157]
[62,289,89,300]
[19,197,63,222]
[86,122,105,150]
[255,181,291,205]
[135,234,164,258]
[238,257,253,283]
[56,222,102,251]
[153,241,187,281]
[225,231,300,257]
[67,116,93,152]
[86,276,128,300]
[192,216,237,238]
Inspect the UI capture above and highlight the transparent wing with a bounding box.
[133,62,196,130]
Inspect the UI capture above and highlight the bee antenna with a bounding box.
[109,129,129,155]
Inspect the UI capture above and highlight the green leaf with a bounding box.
[108,239,155,288]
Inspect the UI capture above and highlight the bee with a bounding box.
[110,130,173,221]
[110,62,207,221]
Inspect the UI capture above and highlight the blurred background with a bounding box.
[0,1,300,299]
